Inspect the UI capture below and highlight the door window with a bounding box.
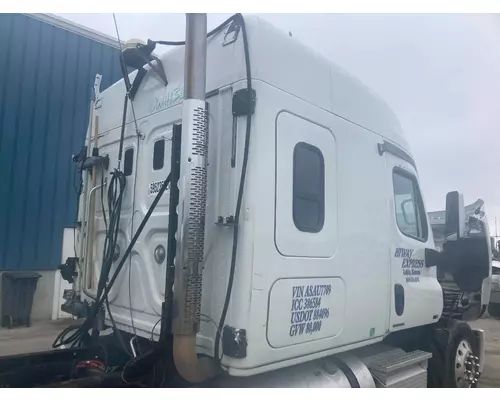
[392,169,428,241]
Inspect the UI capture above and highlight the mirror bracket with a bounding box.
[445,191,465,241]
[425,248,441,268]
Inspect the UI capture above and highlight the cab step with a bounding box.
[353,344,432,388]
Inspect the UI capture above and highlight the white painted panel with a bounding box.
[275,111,337,258]
[267,277,345,348]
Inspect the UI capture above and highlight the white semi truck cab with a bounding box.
[51,13,492,388]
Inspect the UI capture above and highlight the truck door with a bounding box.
[383,144,443,331]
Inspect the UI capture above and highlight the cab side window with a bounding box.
[153,139,165,170]
[293,142,325,233]
[392,169,428,241]
[124,148,134,177]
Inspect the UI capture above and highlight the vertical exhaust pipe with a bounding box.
[172,13,216,382]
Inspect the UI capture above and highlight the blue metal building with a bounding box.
[0,13,123,272]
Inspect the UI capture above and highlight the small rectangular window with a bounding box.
[293,142,325,233]
[124,148,134,176]
[392,169,428,241]
[153,139,165,170]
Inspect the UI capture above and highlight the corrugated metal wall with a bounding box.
[0,13,123,271]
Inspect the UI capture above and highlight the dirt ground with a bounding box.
[0,317,499,387]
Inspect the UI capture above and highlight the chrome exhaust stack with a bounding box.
[172,13,216,383]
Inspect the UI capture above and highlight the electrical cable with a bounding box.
[100,170,132,356]
[126,134,142,353]
[213,13,252,363]
[57,14,251,376]
[113,14,142,350]
[200,313,222,337]
[113,13,140,138]
[154,14,239,47]
[53,173,172,349]
[150,319,162,341]
[54,15,146,352]
[54,166,127,348]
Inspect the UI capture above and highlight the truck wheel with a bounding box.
[427,321,480,388]
[488,303,500,318]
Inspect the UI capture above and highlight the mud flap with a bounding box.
[472,328,485,374]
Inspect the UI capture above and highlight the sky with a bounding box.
[58,13,500,234]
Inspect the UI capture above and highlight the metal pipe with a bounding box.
[76,75,102,297]
[172,13,216,383]
[82,179,107,300]
[86,114,100,291]
[184,13,207,100]
[75,102,94,297]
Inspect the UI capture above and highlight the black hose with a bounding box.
[91,169,126,326]
[117,95,128,166]
[54,174,172,349]
[154,14,240,47]
[213,14,252,361]
[55,50,135,350]
[100,170,131,356]
[56,14,252,368]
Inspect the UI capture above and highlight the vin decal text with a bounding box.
[394,248,424,283]
[289,284,331,337]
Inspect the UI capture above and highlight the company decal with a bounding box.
[148,179,169,196]
[149,86,184,114]
[289,284,332,337]
[394,247,424,283]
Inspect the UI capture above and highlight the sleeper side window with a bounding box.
[124,148,134,177]
[392,168,428,241]
[153,139,165,170]
[293,142,325,233]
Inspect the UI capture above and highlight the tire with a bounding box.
[488,303,500,318]
[427,320,480,388]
